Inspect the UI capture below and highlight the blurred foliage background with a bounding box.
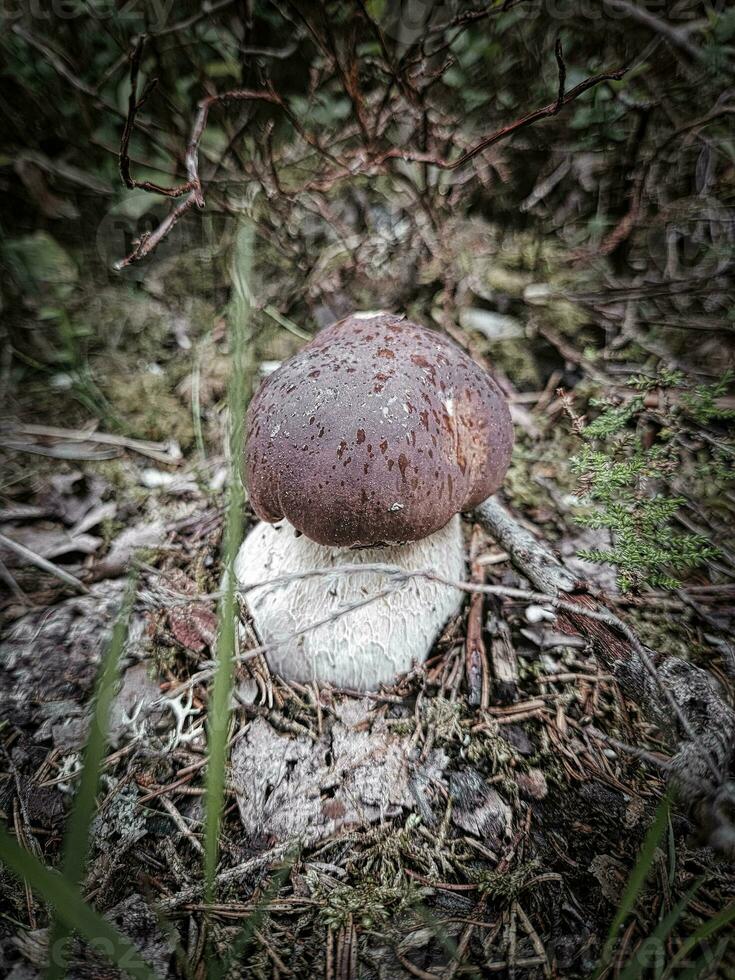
[1,4,735,978]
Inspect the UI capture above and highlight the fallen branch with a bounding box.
[474,495,735,855]
[2,423,182,465]
[465,525,490,709]
[114,36,283,269]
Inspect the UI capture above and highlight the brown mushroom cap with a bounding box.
[245,312,513,547]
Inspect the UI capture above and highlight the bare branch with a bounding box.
[115,38,283,267]
[380,62,627,172]
[152,0,237,38]
[0,532,89,594]
[112,191,199,270]
[553,37,566,114]
[119,37,190,199]
[114,38,626,267]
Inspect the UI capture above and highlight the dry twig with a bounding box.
[113,36,625,267]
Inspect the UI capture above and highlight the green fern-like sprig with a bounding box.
[568,376,729,591]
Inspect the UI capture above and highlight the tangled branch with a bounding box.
[114,34,625,269]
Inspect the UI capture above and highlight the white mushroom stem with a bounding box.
[234,516,465,690]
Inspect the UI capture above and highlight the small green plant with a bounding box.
[319,879,421,931]
[565,370,733,591]
[595,795,735,979]
[683,370,735,426]
[469,859,540,901]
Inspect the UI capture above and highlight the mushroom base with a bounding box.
[235,516,465,690]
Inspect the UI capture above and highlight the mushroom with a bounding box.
[235,312,513,689]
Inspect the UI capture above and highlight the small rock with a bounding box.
[140,469,177,488]
[459,308,524,340]
[523,282,554,305]
[525,603,556,624]
[449,769,512,845]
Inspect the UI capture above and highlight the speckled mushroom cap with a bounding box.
[245,312,513,547]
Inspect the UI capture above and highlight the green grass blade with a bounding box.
[618,879,702,980]
[191,349,206,460]
[262,304,311,340]
[203,221,252,915]
[666,809,676,888]
[672,937,729,980]
[662,902,735,978]
[0,825,159,980]
[594,794,671,977]
[47,574,137,980]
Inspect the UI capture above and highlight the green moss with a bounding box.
[96,459,147,498]
[504,429,578,512]
[469,859,540,900]
[318,878,421,931]
[462,722,515,772]
[85,288,172,358]
[153,246,228,308]
[423,697,463,744]
[486,336,543,389]
[544,298,589,335]
[627,607,696,662]
[484,265,530,297]
[105,373,195,447]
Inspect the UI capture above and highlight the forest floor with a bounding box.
[1,210,734,978]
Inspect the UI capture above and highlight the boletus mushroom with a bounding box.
[235,312,513,689]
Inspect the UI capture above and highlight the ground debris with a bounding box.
[8,894,177,979]
[449,768,512,844]
[232,699,448,846]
